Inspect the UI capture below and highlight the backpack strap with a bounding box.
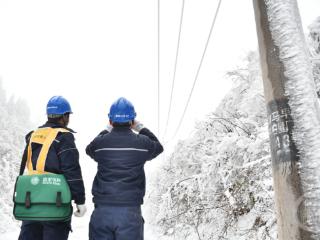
[26,128,70,175]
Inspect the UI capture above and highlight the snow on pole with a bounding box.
[253,0,320,239]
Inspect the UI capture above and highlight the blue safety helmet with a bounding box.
[108,97,136,123]
[46,96,73,115]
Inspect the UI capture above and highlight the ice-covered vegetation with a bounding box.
[0,81,32,233]
[147,52,277,240]
[309,17,320,95]
[146,16,320,239]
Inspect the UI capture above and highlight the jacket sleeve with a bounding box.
[86,130,109,160]
[139,128,164,160]
[85,139,96,160]
[57,132,86,204]
[19,131,33,176]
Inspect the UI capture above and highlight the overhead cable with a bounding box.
[169,0,223,142]
[163,0,186,140]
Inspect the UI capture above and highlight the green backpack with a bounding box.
[13,174,72,221]
[13,128,73,221]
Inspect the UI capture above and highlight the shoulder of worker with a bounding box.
[98,129,109,136]
[134,129,156,143]
[25,131,33,143]
[42,122,77,141]
[91,129,110,141]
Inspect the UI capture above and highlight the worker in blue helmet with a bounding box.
[86,97,163,240]
[18,96,86,240]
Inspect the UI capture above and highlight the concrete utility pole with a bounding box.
[253,0,320,239]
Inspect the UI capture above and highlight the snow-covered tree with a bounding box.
[0,80,32,233]
[146,15,320,240]
[309,17,320,96]
[147,52,276,240]
[309,17,320,54]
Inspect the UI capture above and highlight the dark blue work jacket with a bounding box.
[20,122,86,204]
[86,126,163,206]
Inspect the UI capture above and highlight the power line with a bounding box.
[168,0,223,142]
[163,0,186,140]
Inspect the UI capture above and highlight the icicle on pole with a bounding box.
[253,0,320,239]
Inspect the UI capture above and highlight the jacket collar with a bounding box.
[40,122,76,133]
[111,126,132,132]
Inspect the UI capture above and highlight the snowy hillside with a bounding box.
[0,81,32,234]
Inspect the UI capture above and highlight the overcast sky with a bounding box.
[0,0,319,152]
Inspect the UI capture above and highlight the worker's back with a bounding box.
[86,126,163,206]
[87,97,163,240]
